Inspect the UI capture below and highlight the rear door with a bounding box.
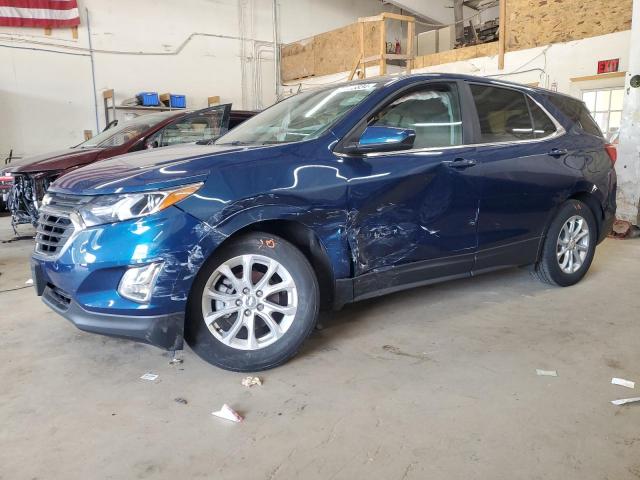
[467,83,567,269]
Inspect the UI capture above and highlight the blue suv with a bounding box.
[31,74,617,371]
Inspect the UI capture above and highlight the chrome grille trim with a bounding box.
[33,192,89,260]
[34,213,74,257]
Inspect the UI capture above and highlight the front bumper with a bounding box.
[31,206,221,350]
[40,281,185,350]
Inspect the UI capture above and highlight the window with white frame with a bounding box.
[581,87,625,141]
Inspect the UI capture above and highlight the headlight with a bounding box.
[76,182,202,227]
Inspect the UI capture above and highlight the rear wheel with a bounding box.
[185,232,319,371]
[534,199,597,286]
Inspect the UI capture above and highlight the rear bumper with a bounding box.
[42,284,184,350]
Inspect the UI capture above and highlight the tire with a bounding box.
[534,199,597,287]
[185,232,319,372]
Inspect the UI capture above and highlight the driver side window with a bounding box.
[369,83,463,149]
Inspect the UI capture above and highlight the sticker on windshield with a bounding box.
[338,83,377,92]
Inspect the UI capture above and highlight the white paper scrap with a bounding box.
[140,373,159,381]
[211,404,243,423]
[536,369,558,377]
[25,278,33,285]
[241,376,262,387]
[611,378,635,389]
[611,397,640,406]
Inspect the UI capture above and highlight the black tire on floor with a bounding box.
[533,199,597,287]
[185,232,319,372]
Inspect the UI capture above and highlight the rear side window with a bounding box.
[470,85,534,142]
[527,98,557,138]
[545,95,602,137]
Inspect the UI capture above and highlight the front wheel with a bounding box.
[534,199,597,286]
[185,232,319,371]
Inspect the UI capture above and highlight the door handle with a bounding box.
[442,158,477,169]
[547,148,568,158]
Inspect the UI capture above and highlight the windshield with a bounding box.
[216,82,381,145]
[78,112,176,148]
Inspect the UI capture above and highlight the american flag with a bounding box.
[0,0,80,28]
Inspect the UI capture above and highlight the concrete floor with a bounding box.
[1,215,639,480]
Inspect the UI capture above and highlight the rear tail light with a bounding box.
[604,143,617,165]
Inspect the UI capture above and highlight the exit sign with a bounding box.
[598,59,619,74]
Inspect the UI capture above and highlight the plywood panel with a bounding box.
[281,38,315,82]
[507,0,632,50]
[414,42,499,68]
[363,21,381,57]
[281,21,382,81]
[313,24,358,77]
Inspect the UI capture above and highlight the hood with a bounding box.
[50,143,254,195]
[8,147,103,174]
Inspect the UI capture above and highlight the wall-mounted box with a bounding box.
[417,30,438,56]
[438,26,456,52]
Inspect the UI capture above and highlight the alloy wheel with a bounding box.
[201,254,298,350]
[556,215,590,274]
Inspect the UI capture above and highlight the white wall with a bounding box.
[0,0,390,159]
[615,0,640,224]
[279,0,389,44]
[384,0,476,26]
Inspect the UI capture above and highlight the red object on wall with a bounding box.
[597,59,620,74]
[0,1,80,28]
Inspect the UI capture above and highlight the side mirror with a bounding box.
[343,125,416,154]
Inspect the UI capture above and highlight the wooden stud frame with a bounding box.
[348,12,415,81]
[498,0,507,70]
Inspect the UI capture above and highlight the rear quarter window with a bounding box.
[545,95,603,137]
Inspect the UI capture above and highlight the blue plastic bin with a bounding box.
[169,94,186,108]
[137,92,160,106]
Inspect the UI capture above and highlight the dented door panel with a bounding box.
[344,146,480,277]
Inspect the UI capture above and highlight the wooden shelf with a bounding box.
[570,71,627,83]
[114,105,177,112]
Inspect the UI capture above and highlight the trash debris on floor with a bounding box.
[611,397,640,406]
[241,376,262,387]
[174,397,188,405]
[169,357,183,365]
[24,278,33,285]
[609,219,640,239]
[612,378,635,389]
[536,369,558,377]
[211,404,243,423]
[140,373,159,381]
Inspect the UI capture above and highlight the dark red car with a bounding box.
[5,105,255,228]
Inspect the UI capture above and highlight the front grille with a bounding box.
[35,213,74,256]
[33,192,90,258]
[43,284,72,311]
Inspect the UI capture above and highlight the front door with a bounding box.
[340,81,481,298]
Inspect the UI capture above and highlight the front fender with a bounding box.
[170,203,353,304]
